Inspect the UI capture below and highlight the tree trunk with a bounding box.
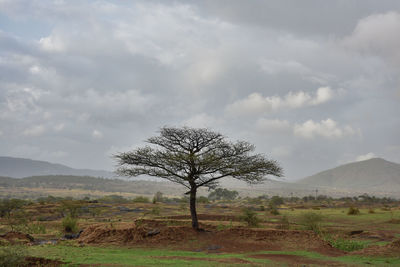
[189,188,199,230]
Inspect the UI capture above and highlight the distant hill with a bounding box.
[0,156,115,178]
[297,158,400,194]
[0,175,185,197]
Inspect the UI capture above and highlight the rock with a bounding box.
[207,245,222,250]
[63,230,84,240]
[146,229,160,237]
[348,230,364,236]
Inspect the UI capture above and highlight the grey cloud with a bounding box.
[0,1,399,178]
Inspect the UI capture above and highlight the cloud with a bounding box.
[355,152,376,162]
[226,87,335,115]
[92,129,103,139]
[182,113,220,128]
[39,34,65,52]
[293,119,356,139]
[256,118,290,133]
[343,11,400,67]
[23,125,45,137]
[271,146,292,158]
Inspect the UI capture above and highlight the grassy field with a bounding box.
[1,197,399,266]
[19,245,400,266]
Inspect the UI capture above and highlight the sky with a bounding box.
[0,0,399,180]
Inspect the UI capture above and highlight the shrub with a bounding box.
[300,212,323,233]
[197,196,209,204]
[368,208,375,214]
[347,207,360,215]
[0,246,26,266]
[240,208,261,227]
[325,237,366,252]
[276,215,290,229]
[268,203,280,215]
[151,206,161,215]
[132,196,150,203]
[62,216,78,233]
[60,200,83,218]
[270,196,284,206]
[152,192,163,204]
[28,223,46,234]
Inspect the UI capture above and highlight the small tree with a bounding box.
[115,127,282,230]
[208,188,239,201]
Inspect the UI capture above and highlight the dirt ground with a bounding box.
[350,238,400,257]
[78,219,343,256]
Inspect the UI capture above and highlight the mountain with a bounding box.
[297,158,400,194]
[0,156,115,178]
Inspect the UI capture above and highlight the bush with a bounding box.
[240,208,261,227]
[300,212,323,233]
[270,196,284,206]
[347,207,360,215]
[197,196,209,204]
[152,192,163,204]
[268,203,280,215]
[28,223,46,234]
[132,196,150,203]
[60,200,83,218]
[0,246,26,267]
[368,208,375,214]
[325,237,366,252]
[62,216,78,233]
[151,206,161,215]
[276,215,290,229]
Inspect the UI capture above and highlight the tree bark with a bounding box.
[189,187,199,230]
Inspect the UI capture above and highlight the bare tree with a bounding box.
[115,127,283,230]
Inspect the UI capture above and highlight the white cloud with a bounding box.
[256,118,290,133]
[0,130,3,136]
[355,152,376,162]
[23,125,45,137]
[92,129,103,139]
[293,118,356,139]
[343,11,400,67]
[226,87,335,115]
[182,113,220,128]
[39,35,66,52]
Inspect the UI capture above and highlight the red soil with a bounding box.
[78,221,343,256]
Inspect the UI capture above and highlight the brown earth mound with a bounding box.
[351,239,400,257]
[0,232,34,244]
[161,214,240,222]
[78,223,342,255]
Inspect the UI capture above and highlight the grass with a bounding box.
[249,250,400,266]
[23,245,400,266]
[26,245,269,266]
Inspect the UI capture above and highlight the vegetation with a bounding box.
[114,126,282,230]
[299,212,323,233]
[208,188,239,201]
[347,206,360,215]
[240,208,261,227]
[62,216,78,233]
[0,246,26,267]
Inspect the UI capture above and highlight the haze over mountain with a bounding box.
[298,158,400,193]
[1,156,400,198]
[0,156,115,178]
